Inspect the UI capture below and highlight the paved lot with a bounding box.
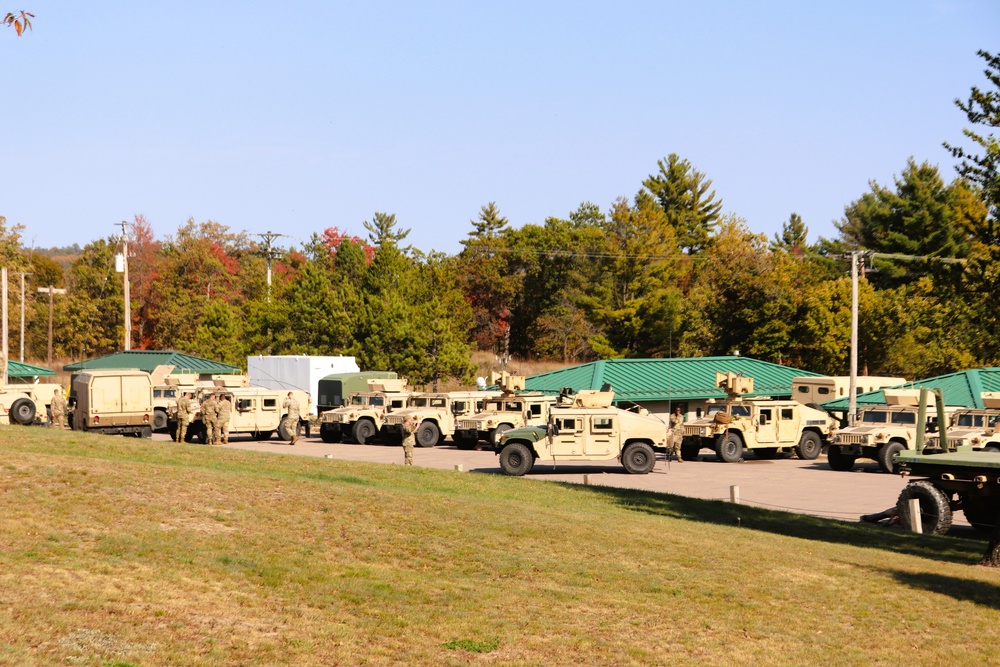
[154,431,968,527]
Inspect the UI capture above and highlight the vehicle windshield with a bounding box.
[956,413,984,428]
[890,411,917,425]
[429,397,447,408]
[731,405,751,418]
[861,410,888,424]
[410,397,429,408]
[350,395,366,406]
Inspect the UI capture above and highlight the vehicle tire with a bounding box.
[754,447,780,460]
[622,442,656,474]
[981,445,1000,453]
[715,432,744,463]
[680,443,702,461]
[827,445,857,472]
[167,422,178,441]
[490,424,513,448]
[320,428,338,444]
[961,496,1000,533]
[187,423,206,444]
[352,419,376,445]
[499,443,533,476]
[878,441,906,474]
[9,398,35,425]
[416,421,440,447]
[256,430,273,441]
[795,431,823,460]
[140,426,153,439]
[152,409,168,432]
[896,481,953,535]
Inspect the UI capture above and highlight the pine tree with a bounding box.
[643,154,723,253]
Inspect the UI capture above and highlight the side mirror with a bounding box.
[549,423,560,436]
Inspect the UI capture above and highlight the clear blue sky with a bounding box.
[1,2,997,256]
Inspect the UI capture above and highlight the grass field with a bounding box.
[2,427,999,666]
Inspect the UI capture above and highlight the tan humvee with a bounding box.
[153,371,248,432]
[72,368,156,437]
[381,390,502,448]
[828,389,959,473]
[681,372,837,463]
[317,378,413,444]
[495,390,669,476]
[0,383,66,426]
[452,373,559,447]
[175,384,310,443]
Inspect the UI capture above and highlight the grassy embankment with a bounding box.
[2,427,999,666]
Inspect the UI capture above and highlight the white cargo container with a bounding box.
[247,356,360,415]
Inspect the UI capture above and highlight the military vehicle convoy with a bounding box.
[827,390,958,474]
[0,383,66,426]
[680,372,836,463]
[495,389,668,476]
[72,368,157,437]
[381,390,500,447]
[453,373,559,448]
[318,379,413,444]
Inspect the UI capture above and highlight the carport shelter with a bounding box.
[5,360,56,383]
[526,356,820,421]
[64,351,242,375]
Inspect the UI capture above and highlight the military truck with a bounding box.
[921,393,1000,453]
[381,390,501,448]
[316,371,397,414]
[453,373,560,448]
[72,368,156,437]
[896,448,1000,535]
[176,384,311,443]
[680,372,836,463]
[827,389,958,474]
[495,389,668,476]
[0,383,66,426]
[318,378,413,444]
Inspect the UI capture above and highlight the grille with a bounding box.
[836,434,871,445]
[383,415,404,426]
[457,420,479,430]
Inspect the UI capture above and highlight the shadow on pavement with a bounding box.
[564,482,988,565]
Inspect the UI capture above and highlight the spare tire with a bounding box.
[10,398,36,425]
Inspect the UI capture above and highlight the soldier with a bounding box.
[402,415,417,465]
[282,391,300,445]
[50,387,66,429]
[200,391,219,445]
[216,393,232,445]
[175,391,192,443]
[669,407,685,462]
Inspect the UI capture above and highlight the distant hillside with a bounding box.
[31,244,82,270]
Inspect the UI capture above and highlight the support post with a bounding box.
[908,498,922,533]
[730,485,740,504]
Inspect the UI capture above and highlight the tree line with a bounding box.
[3,50,998,385]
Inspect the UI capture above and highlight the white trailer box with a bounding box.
[247,356,360,415]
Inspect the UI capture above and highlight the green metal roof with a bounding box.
[64,351,242,375]
[820,368,1000,411]
[6,360,56,378]
[526,357,820,403]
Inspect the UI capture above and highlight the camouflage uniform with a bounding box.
[402,417,417,465]
[282,393,300,445]
[50,388,66,429]
[176,393,191,442]
[215,395,232,445]
[201,393,219,445]
[669,409,685,462]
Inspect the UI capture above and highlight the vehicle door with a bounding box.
[549,415,584,459]
[260,395,280,430]
[526,401,547,427]
[233,395,256,432]
[586,414,617,456]
[776,406,799,443]
[755,407,777,444]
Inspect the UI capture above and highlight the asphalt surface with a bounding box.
[153,431,972,529]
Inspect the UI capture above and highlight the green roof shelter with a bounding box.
[64,350,242,376]
[5,360,57,382]
[526,356,820,419]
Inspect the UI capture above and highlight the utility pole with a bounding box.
[18,270,30,362]
[117,220,132,351]
[848,251,863,426]
[37,286,66,367]
[2,267,7,385]
[256,231,287,301]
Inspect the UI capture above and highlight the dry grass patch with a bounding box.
[1,428,999,666]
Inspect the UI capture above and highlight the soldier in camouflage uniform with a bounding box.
[175,391,192,442]
[282,392,300,445]
[200,392,219,445]
[402,416,417,465]
[669,407,685,462]
[50,387,67,429]
[215,393,232,445]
